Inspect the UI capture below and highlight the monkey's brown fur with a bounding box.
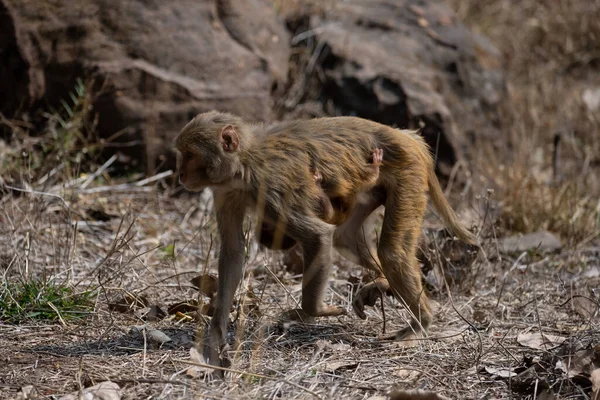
[312,148,383,224]
[311,149,383,225]
[175,111,476,367]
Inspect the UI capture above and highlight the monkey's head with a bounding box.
[174,111,246,191]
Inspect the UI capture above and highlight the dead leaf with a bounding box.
[393,368,420,382]
[190,274,218,298]
[517,332,566,350]
[108,293,148,313]
[186,347,214,377]
[482,366,518,379]
[322,360,358,373]
[168,300,199,315]
[583,265,600,278]
[563,348,596,378]
[144,305,166,322]
[389,389,451,400]
[59,381,121,400]
[16,385,36,400]
[572,296,599,319]
[315,339,351,353]
[591,368,600,400]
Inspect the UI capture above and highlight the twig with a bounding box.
[36,163,65,186]
[76,170,173,194]
[113,378,190,387]
[79,154,118,189]
[133,170,173,186]
[291,24,338,45]
[174,359,322,400]
[3,185,70,209]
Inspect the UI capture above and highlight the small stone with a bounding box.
[499,231,561,253]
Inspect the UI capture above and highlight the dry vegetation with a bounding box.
[1,1,599,399]
[451,0,600,244]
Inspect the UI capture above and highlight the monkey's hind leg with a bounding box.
[333,195,389,319]
[289,215,346,318]
[377,173,432,344]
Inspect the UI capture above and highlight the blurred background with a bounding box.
[2,0,598,242]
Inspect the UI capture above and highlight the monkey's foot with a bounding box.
[378,326,426,347]
[278,309,316,324]
[352,278,390,319]
[303,304,347,318]
[201,343,229,378]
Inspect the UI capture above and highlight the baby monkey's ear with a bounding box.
[220,125,239,152]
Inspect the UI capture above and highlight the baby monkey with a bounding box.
[259,148,383,250]
[312,148,383,224]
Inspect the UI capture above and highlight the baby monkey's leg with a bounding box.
[365,148,383,186]
[312,168,335,222]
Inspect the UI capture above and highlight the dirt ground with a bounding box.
[0,185,598,399]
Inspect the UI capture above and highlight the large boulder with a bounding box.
[0,0,290,170]
[1,0,504,176]
[281,0,504,173]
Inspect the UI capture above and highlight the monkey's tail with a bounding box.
[424,155,478,246]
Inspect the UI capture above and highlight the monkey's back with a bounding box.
[260,117,427,188]
[245,116,431,221]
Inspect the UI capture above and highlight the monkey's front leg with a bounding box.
[204,190,246,368]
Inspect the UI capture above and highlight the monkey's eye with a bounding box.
[182,151,195,159]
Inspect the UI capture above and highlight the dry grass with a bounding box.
[449,0,600,244]
[1,182,598,399]
[1,1,600,399]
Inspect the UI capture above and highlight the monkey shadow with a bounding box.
[28,326,196,357]
[253,318,363,349]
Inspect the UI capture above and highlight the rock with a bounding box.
[147,329,172,346]
[0,0,290,169]
[583,87,600,112]
[283,0,504,173]
[389,389,451,400]
[499,231,562,253]
[59,381,121,400]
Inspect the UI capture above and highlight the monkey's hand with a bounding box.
[312,169,324,183]
[352,277,390,319]
[370,148,383,166]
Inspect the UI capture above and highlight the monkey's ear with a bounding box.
[220,125,239,152]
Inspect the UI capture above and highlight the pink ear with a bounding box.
[220,125,239,152]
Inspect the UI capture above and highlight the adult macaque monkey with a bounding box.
[175,111,476,367]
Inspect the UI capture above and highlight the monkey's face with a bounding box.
[176,148,214,191]
[174,117,242,191]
